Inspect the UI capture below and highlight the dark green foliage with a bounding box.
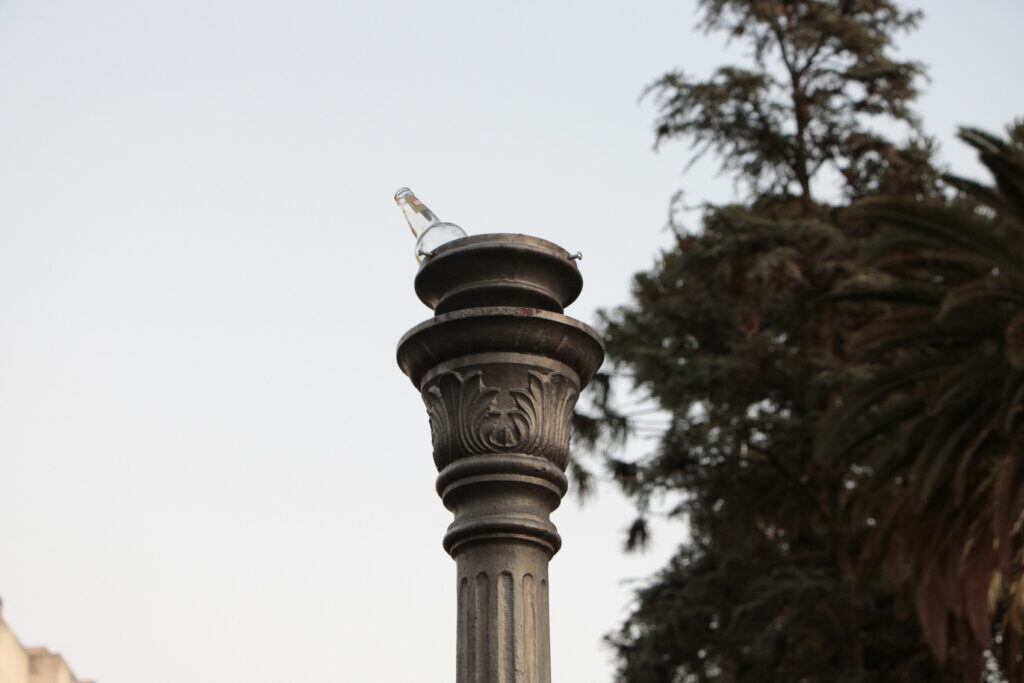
[646,0,934,206]
[821,125,1024,681]
[589,199,955,681]
[572,1,1010,680]
[610,543,943,682]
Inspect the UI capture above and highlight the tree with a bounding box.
[645,0,931,210]
[822,124,1024,681]
[574,1,970,680]
[592,202,956,680]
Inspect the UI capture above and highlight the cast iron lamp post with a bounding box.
[397,234,604,683]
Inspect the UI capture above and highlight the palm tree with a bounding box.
[821,125,1024,680]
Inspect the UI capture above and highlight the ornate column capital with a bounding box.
[424,365,579,470]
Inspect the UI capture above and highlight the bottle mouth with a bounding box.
[394,187,413,202]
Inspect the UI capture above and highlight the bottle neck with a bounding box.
[397,193,440,238]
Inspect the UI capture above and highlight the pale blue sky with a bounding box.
[0,2,1020,682]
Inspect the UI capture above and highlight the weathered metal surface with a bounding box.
[396,308,603,392]
[413,234,583,314]
[397,234,604,683]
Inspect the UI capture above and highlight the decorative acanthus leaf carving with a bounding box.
[423,370,579,470]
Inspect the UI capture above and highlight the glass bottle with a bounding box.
[394,187,467,262]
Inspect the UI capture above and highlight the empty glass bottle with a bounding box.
[394,187,467,262]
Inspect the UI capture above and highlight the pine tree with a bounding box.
[574,1,970,679]
[644,0,932,210]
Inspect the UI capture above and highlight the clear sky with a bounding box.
[0,2,1020,681]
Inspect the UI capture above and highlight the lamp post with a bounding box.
[397,234,604,683]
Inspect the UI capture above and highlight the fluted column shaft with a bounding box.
[455,542,551,683]
[437,444,568,683]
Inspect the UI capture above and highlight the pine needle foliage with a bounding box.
[593,197,954,681]
[571,1,997,680]
[645,0,933,208]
